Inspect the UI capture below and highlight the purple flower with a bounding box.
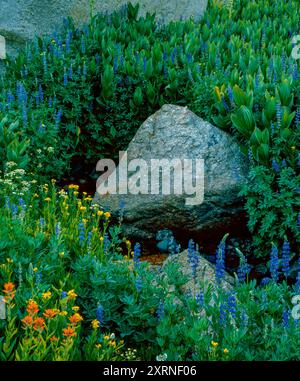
[133,243,141,264]
[216,240,226,284]
[96,304,104,326]
[270,244,279,282]
[282,240,291,278]
[157,300,165,320]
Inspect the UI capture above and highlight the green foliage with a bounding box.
[240,165,300,255]
[0,182,300,361]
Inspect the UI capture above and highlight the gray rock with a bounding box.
[163,249,234,295]
[95,104,249,240]
[0,0,208,66]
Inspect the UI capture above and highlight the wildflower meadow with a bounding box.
[0,0,299,366]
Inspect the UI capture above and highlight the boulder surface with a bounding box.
[95,104,249,241]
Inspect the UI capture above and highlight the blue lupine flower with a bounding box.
[276,103,282,128]
[35,272,42,285]
[87,231,92,248]
[96,304,104,326]
[63,67,68,86]
[240,309,248,328]
[135,276,143,292]
[296,255,300,291]
[293,64,298,80]
[103,234,110,254]
[228,85,233,103]
[40,218,45,229]
[282,240,291,278]
[270,122,275,136]
[221,96,229,112]
[11,204,18,219]
[81,36,86,54]
[4,196,10,210]
[83,61,87,77]
[237,255,250,283]
[282,309,290,329]
[55,222,61,237]
[227,292,237,320]
[297,213,300,228]
[133,243,141,264]
[272,159,280,173]
[38,84,44,102]
[113,56,119,74]
[270,244,279,282]
[22,106,28,128]
[48,97,53,108]
[78,221,85,244]
[157,300,165,320]
[66,31,72,53]
[216,240,226,283]
[261,277,271,286]
[61,291,67,299]
[171,48,177,64]
[55,108,63,129]
[69,65,73,80]
[281,159,287,167]
[143,57,147,72]
[219,302,227,327]
[195,291,204,309]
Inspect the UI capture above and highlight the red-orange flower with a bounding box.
[27,300,39,316]
[22,315,34,327]
[43,309,58,319]
[3,282,16,301]
[33,317,45,332]
[50,336,59,342]
[69,313,83,324]
[63,326,77,338]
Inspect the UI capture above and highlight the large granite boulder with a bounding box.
[95,104,249,241]
[0,0,207,64]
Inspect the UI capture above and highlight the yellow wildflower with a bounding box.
[92,319,100,329]
[72,306,80,312]
[60,311,68,316]
[42,291,52,300]
[68,184,79,190]
[223,348,229,354]
[104,212,111,219]
[44,197,51,202]
[97,210,103,217]
[67,289,77,300]
[104,335,110,340]
[211,341,219,348]
[96,344,102,349]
